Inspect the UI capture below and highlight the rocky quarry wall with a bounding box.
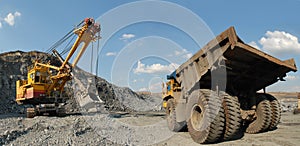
[0,51,162,114]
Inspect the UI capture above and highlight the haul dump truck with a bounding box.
[16,18,100,118]
[162,27,297,144]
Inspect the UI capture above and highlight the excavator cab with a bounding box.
[28,67,48,84]
[16,63,50,104]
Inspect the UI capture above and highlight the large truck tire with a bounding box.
[264,94,281,130]
[166,99,186,132]
[187,89,225,144]
[246,94,271,134]
[220,92,241,140]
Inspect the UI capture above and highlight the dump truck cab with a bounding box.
[163,80,178,107]
[162,72,181,108]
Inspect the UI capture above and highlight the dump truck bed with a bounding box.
[174,27,297,95]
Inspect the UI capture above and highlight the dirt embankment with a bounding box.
[269,92,299,112]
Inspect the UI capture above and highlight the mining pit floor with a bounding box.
[0,111,299,145]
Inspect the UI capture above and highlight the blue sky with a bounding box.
[0,0,299,92]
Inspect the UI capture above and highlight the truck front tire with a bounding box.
[166,99,186,132]
[187,89,225,144]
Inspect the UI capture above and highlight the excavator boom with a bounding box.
[47,18,100,95]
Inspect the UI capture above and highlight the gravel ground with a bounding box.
[1,111,300,145]
[157,112,300,146]
[0,112,170,145]
[0,114,116,145]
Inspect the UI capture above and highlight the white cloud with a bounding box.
[4,13,14,25]
[105,52,117,56]
[14,11,21,17]
[286,75,298,80]
[174,49,193,59]
[133,60,179,74]
[259,30,300,54]
[4,11,21,26]
[0,11,21,28]
[174,50,183,56]
[138,87,149,92]
[185,53,193,59]
[248,41,260,50]
[120,33,135,40]
[175,49,188,55]
[0,22,2,28]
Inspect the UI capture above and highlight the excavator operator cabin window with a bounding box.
[35,71,40,83]
[40,72,47,83]
[40,76,46,83]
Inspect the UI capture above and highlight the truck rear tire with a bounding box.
[187,89,225,144]
[264,94,281,130]
[221,92,241,140]
[246,94,271,133]
[166,99,186,132]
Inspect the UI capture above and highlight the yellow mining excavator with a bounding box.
[16,18,101,118]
